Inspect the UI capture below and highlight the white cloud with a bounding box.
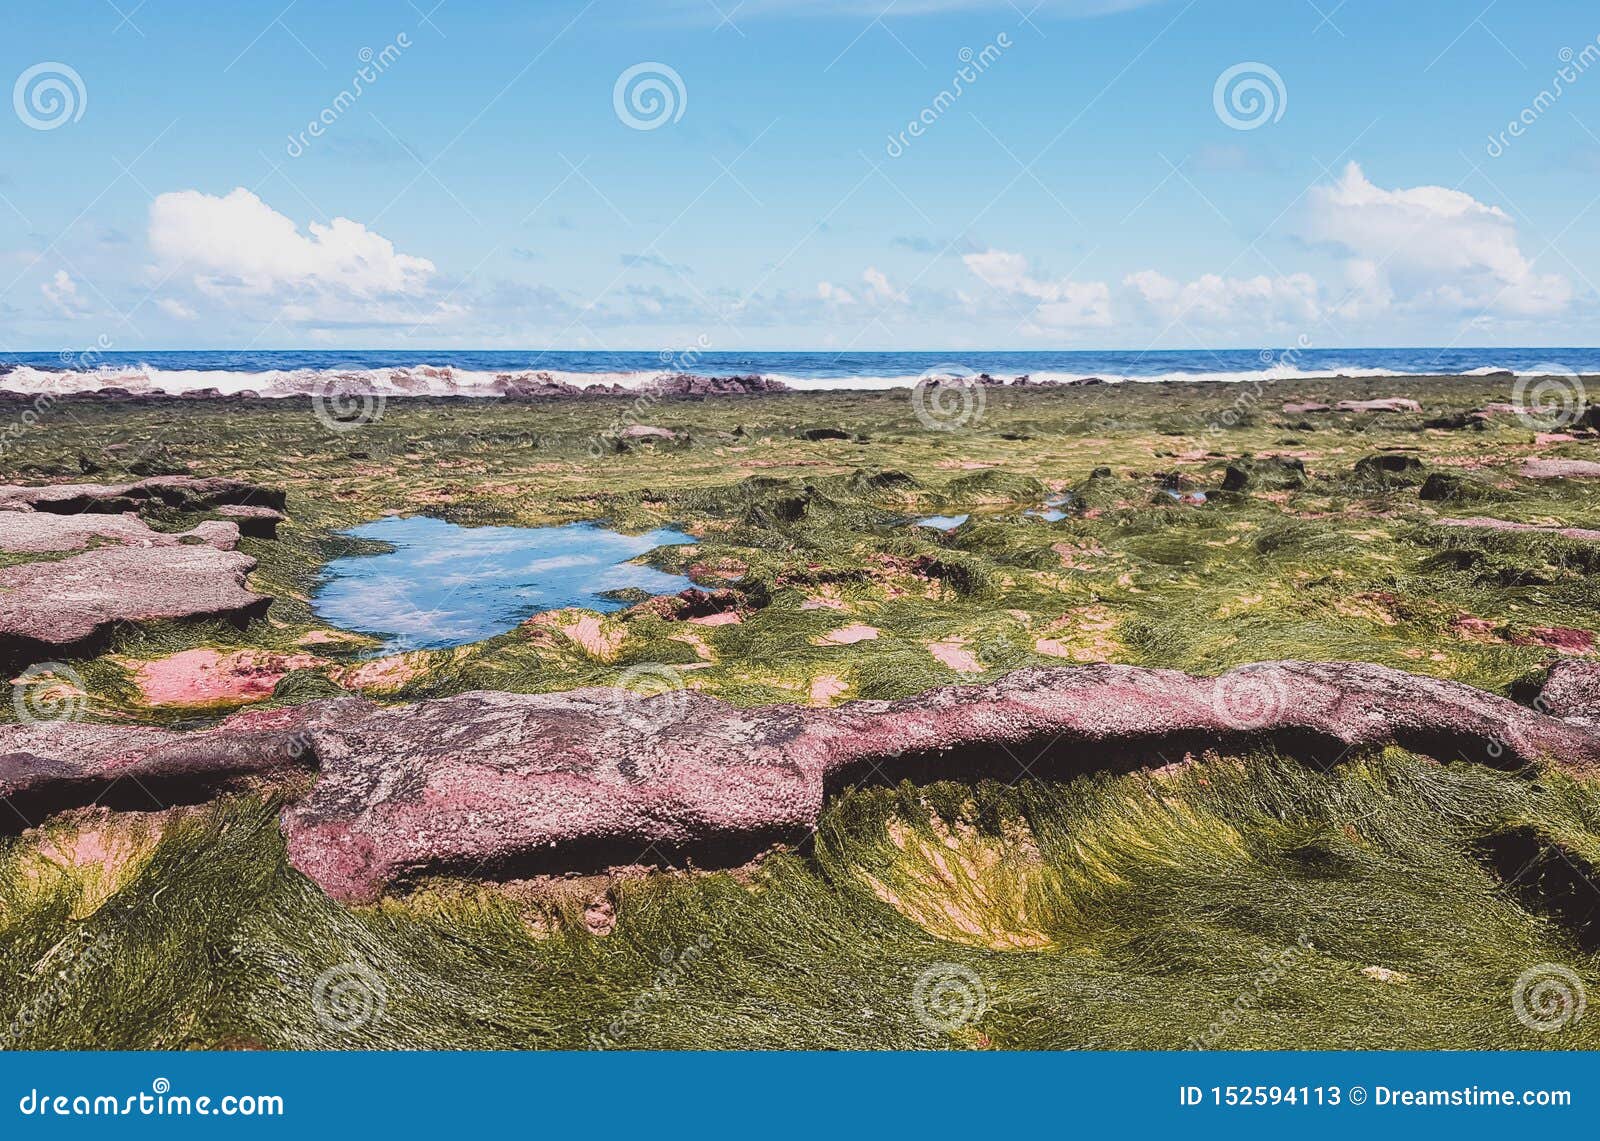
[1306,162,1569,317]
[1124,269,1320,327]
[148,188,435,298]
[816,280,857,305]
[862,266,908,305]
[40,269,87,316]
[155,297,196,320]
[963,249,1113,328]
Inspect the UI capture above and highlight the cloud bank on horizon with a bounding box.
[2,0,1596,349]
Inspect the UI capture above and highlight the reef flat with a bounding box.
[2,374,1599,1049]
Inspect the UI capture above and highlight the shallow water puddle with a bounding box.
[916,514,969,531]
[313,516,697,652]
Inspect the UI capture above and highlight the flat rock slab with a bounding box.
[1436,517,1600,543]
[1521,459,1600,480]
[0,545,269,664]
[1336,398,1423,413]
[4,661,1595,902]
[0,476,285,514]
[0,511,240,553]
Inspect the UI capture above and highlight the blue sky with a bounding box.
[4,0,1600,351]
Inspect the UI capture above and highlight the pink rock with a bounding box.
[818,624,879,646]
[1513,628,1596,655]
[1437,517,1600,543]
[688,611,741,627]
[9,663,1600,903]
[928,638,982,673]
[1522,459,1600,479]
[1335,398,1423,413]
[133,649,319,707]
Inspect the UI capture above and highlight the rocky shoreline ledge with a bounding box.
[4,659,1596,902]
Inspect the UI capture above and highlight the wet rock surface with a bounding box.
[5,661,1597,902]
[0,546,270,665]
[0,475,284,514]
[0,512,240,553]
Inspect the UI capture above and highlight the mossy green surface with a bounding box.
[2,752,1597,1050]
[2,376,1598,1049]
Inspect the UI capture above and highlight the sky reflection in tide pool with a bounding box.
[313,516,697,653]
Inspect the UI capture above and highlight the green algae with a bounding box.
[2,752,1597,1050]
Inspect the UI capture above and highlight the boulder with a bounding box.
[1536,660,1600,720]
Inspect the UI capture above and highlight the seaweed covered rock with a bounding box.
[1222,456,1307,493]
[1419,471,1496,502]
[1353,453,1426,486]
[944,469,1046,502]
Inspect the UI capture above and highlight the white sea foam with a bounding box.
[0,361,1551,397]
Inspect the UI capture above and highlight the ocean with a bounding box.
[1,347,1597,397]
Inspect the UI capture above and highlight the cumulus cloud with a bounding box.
[816,280,857,305]
[148,188,435,299]
[40,269,87,316]
[1123,269,1320,327]
[1306,162,1569,317]
[963,249,1113,328]
[862,267,908,305]
[155,297,196,320]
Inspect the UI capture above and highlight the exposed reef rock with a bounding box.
[0,546,270,666]
[1535,660,1600,722]
[0,511,241,553]
[0,475,284,514]
[3,662,1597,902]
